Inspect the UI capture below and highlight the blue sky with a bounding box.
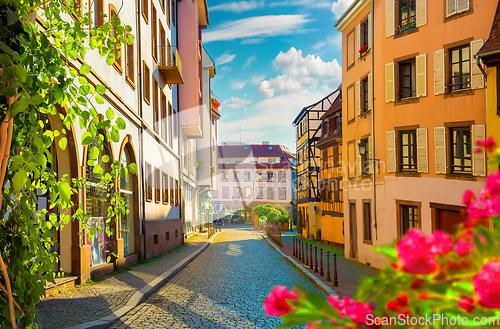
[202,0,354,151]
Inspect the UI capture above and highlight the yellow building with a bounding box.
[477,1,500,174]
[293,88,341,240]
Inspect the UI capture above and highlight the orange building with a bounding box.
[317,94,344,248]
[336,0,495,269]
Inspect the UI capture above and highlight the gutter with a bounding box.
[477,57,488,79]
[370,0,378,240]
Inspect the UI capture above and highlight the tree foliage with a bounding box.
[254,204,289,225]
[0,0,135,327]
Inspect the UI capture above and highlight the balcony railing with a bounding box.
[158,45,184,84]
[398,4,416,34]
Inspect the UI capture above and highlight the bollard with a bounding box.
[299,240,302,261]
[326,251,331,281]
[302,241,305,263]
[305,242,309,266]
[320,248,324,276]
[314,246,318,272]
[309,244,313,269]
[333,253,339,287]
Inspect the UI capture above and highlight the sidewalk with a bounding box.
[269,230,380,298]
[36,233,218,329]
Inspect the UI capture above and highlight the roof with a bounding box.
[477,0,500,58]
[321,90,342,120]
[218,163,293,170]
[292,85,341,125]
[219,144,290,159]
[334,0,363,28]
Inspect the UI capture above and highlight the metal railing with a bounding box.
[158,45,183,75]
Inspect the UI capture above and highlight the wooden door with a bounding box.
[349,202,358,258]
[436,209,466,235]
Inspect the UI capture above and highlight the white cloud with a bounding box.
[270,0,330,8]
[210,0,265,13]
[241,38,264,45]
[223,97,252,108]
[331,0,355,18]
[257,47,341,98]
[252,74,265,85]
[215,53,236,65]
[231,80,247,90]
[313,33,342,50]
[203,15,312,43]
[242,55,256,70]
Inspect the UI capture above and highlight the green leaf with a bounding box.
[69,67,78,77]
[89,146,99,160]
[96,84,106,95]
[59,181,71,202]
[59,137,68,150]
[129,163,137,174]
[0,53,11,66]
[119,167,128,178]
[9,98,28,117]
[13,65,27,83]
[12,169,27,192]
[95,95,104,104]
[80,64,92,75]
[0,42,13,55]
[78,76,88,85]
[102,155,110,163]
[32,95,44,105]
[116,117,126,130]
[106,108,114,120]
[82,132,94,146]
[106,53,115,65]
[0,85,17,97]
[93,164,103,175]
[110,128,120,143]
[89,226,97,236]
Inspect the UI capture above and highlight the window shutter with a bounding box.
[472,125,486,177]
[471,39,485,90]
[434,127,447,174]
[357,142,362,176]
[368,13,373,49]
[417,128,428,173]
[368,136,374,174]
[385,0,394,38]
[356,24,361,59]
[446,0,457,17]
[416,0,427,27]
[356,81,361,115]
[457,0,469,13]
[434,49,445,95]
[416,54,427,97]
[386,131,396,173]
[385,63,395,102]
[368,73,373,111]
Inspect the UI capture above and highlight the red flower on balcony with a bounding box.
[359,44,369,55]
[211,97,221,110]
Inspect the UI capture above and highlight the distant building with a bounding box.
[213,143,295,224]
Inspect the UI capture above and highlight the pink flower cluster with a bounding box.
[263,286,298,316]
[327,296,373,325]
[464,172,500,219]
[473,261,500,309]
[476,137,497,152]
[396,229,453,274]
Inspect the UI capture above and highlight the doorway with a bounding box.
[349,201,357,259]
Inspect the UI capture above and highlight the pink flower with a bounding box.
[473,261,500,308]
[480,189,500,216]
[455,238,475,257]
[476,137,497,152]
[328,296,373,325]
[396,229,452,274]
[487,171,500,196]
[462,190,476,206]
[264,286,298,316]
[468,200,493,219]
[458,295,475,313]
[327,296,346,318]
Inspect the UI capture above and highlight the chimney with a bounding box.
[262,141,269,145]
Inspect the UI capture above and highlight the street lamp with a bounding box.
[358,140,380,174]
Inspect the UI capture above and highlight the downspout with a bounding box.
[136,0,146,259]
[477,57,487,79]
[177,0,185,245]
[371,0,378,240]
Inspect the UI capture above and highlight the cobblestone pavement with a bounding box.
[36,234,210,329]
[110,226,325,329]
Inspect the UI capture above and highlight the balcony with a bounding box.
[180,105,203,138]
[158,45,184,84]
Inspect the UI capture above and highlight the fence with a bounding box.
[266,226,282,247]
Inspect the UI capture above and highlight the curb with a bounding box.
[64,231,222,329]
[263,235,337,297]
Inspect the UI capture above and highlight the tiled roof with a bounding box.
[321,90,342,120]
[477,0,500,57]
[219,144,285,158]
[218,163,293,170]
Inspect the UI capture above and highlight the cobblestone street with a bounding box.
[110,226,324,329]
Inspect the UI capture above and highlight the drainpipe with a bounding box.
[477,57,487,79]
[136,0,146,259]
[371,0,378,240]
[176,0,185,245]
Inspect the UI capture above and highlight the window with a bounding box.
[142,0,149,23]
[332,145,339,168]
[92,0,104,28]
[168,102,173,146]
[125,32,135,88]
[398,58,416,100]
[361,76,369,112]
[152,3,158,62]
[400,204,419,236]
[362,19,369,47]
[233,187,241,198]
[244,171,251,181]
[110,6,122,73]
[143,62,150,104]
[256,187,263,199]
[171,0,176,27]
[279,188,286,200]
[175,179,179,205]
[268,158,276,164]
[162,172,169,205]
[360,138,369,175]
[450,127,472,174]
[169,176,174,205]
[267,187,274,199]
[153,79,159,134]
[222,187,229,198]
[279,171,286,182]
[222,171,228,181]
[347,29,355,68]
[145,162,152,202]
[160,23,166,65]
[245,187,251,198]
[166,0,171,29]
[256,172,262,181]
[154,168,160,203]
[233,171,240,182]
[235,160,242,164]
[446,0,470,18]
[267,171,274,182]
[347,84,355,122]
[161,92,168,142]
[323,149,328,169]
[363,201,372,242]
[449,45,470,92]
[397,0,416,34]
[399,130,417,172]
[166,231,170,240]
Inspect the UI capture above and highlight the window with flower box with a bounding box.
[398,0,416,34]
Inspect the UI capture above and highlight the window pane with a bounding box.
[452,49,459,63]
[462,47,469,61]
